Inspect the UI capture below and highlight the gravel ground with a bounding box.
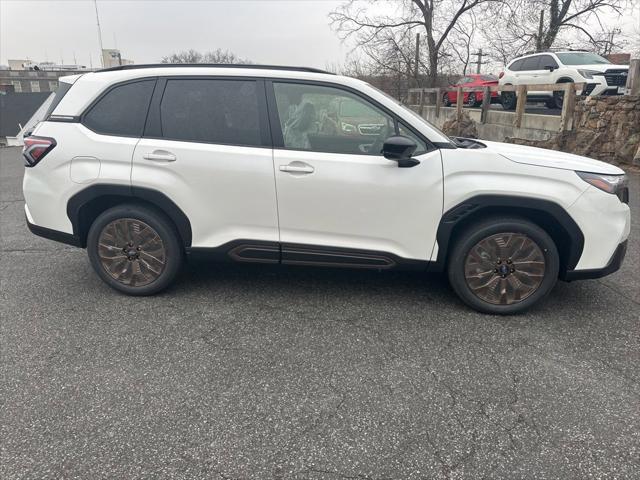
[1,146,638,479]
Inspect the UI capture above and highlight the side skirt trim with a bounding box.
[186,241,430,271]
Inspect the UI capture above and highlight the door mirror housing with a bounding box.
[544,65,556,72]
[382,135,420,168]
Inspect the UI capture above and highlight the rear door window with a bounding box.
[521,56,542,71]
[159,79,262,146]
[83,80,155,136]
[509,59,524,71]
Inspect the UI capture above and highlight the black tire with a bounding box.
[501,91,516,110]
[553,86,568,109]
[467,92,480,107]
[443,93,452,107]
[87,204,183,295]
[545,97,558,109]
[447,217,559,315]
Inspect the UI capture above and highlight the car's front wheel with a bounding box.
[87,204,183,295]
[447,217,559,314]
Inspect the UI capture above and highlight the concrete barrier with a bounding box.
[413,105,561,142]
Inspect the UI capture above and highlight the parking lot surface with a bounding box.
[1,146,638,479]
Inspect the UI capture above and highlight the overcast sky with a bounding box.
[1,0,638,69]
[0,0,349,68]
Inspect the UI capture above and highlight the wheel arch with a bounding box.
[433,195,584,279]
[67,184,192,248]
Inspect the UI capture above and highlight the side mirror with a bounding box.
[382,135,420,168]
[544,65,556,71]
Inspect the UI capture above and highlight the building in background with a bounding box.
[102,49,134,68]
[0,60,90,93]
[0,51,134,94]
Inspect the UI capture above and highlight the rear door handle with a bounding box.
[143,150,176,162]
[279,163,314,174]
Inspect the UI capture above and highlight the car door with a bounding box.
[267,80,443,266]
[132,77,279,250]
[518,55,547,95]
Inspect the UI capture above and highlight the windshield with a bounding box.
[556,52,611,65]
[366,83,455,147]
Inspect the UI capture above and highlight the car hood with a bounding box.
[571,63,628,72]
[481,140,625,174]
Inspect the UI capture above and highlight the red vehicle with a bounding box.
[443,74,500,107]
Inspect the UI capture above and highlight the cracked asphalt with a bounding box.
[1,146,639,479]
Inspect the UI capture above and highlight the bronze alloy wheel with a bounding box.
[97,218,166,287]
[464,232,546,305]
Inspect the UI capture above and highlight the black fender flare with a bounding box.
[432,195,584,276]
[66,184,192,247]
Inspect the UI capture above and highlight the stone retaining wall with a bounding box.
[505,96,640,167]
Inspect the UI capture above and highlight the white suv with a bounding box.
[499,51,629,110]
[23,64,630,314]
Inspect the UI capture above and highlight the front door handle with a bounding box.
[279,163,314,174]
[143,150,176,162]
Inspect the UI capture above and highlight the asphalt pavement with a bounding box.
[1,146,638,479]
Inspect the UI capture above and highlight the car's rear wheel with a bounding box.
[501,91,516,110]
[443,93,452,107]
[447,217,559,314]
[467,92,479,107]
[87,204,183,295]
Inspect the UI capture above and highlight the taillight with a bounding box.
[22,136,56,167]
[498,71,505,79]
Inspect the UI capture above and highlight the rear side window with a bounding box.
[521,56,541,70]
[83,80,155,136]
[509,59,523,71]
[159,79,261,146]
[45,81,72,118]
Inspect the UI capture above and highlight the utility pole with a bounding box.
[414,32,420,87]
[93,0,104,67]
[471,48,483,74]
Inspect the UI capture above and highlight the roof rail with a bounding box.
[96,63,334,74]
[522,48,589,56]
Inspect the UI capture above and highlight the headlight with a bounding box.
[577,171,629,202]
[577,69,600,79]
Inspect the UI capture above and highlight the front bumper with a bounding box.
[563,240,627,281]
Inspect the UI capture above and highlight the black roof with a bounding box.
[0,92,51,138]
[97,63,334,74]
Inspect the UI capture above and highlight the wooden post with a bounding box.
[560,83,576,132]
[513,85,527,128]
[626,59,640,96]
[418,89,425,116]
[435,88,442,118]
[456,86,463,123]
[480,86,491,124]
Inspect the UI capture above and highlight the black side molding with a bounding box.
[433,195,585,275]
[26,217,82,247]
[66,184,192,248]
[563,240,627,281]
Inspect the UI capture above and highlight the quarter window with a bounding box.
[83,80,155,136]
[272,82,396,155]
[159,79,262,146]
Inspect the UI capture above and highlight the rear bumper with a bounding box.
[563,240,627,281]
[26,216,82,247]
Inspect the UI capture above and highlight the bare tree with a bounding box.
[330,0,500,87]
[483,0,625,60]
[161,48,250,64]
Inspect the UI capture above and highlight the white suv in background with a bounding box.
[499,51,629,110]
[23,64,630,314]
